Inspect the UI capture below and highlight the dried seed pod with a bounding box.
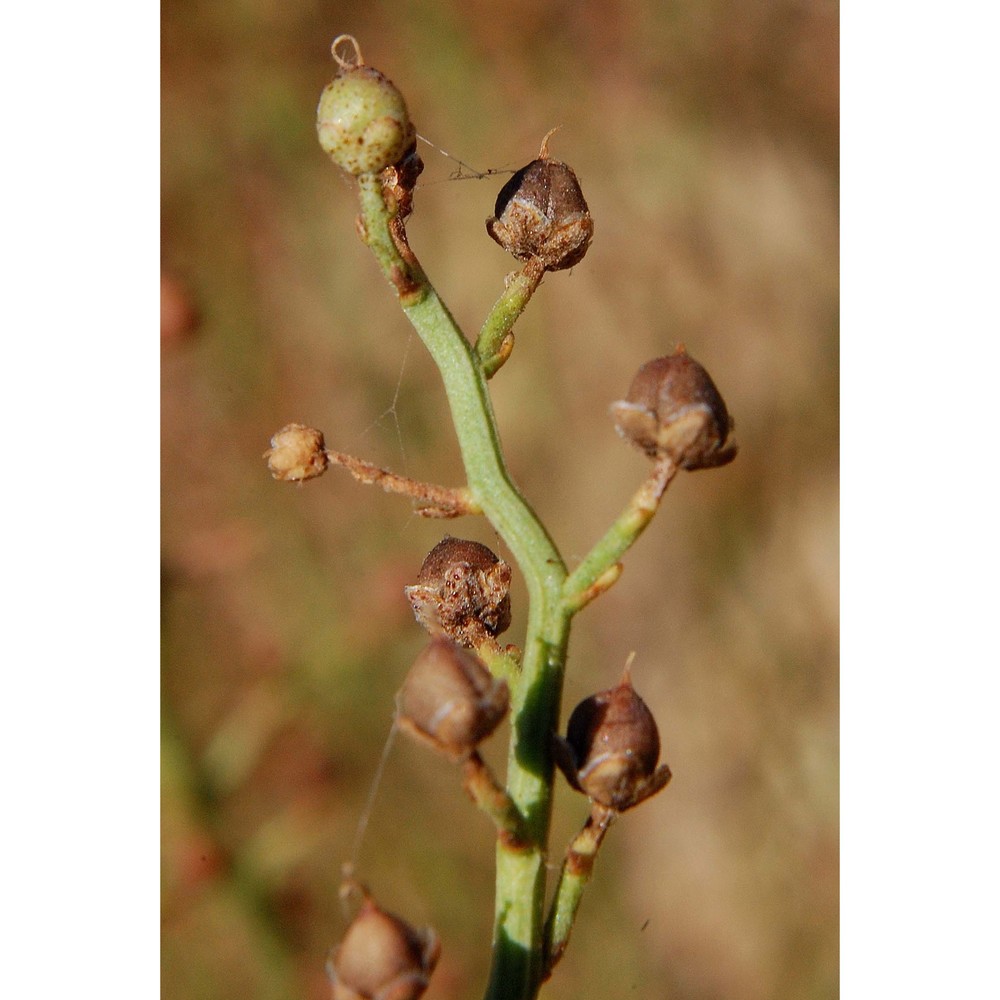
[610,346,738,470]
[554,665,672,812]
[264,423,329,482]
[397,636,509,760]
[317,37,416,176]
[486,131,593,272]
[328,892,439,1000]
[404,537,512,649]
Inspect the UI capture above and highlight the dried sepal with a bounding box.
[610,346,737,470]
[381,144,424,223]
[555,664,672,812]
[404,537,512,649]
[328,888,439,1000]
[264,423,329,481]
[397,636,509,760]
[486,130,593,272]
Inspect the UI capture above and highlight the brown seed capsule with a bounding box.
[404,537,512,649]
[263,423,329,482]
[486,132,593,272]
[397,636,509,760]
[609,346,738,470]
[554,666,672,812]
[328,892,439,1000]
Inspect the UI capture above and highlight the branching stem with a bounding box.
[357,173,570,1000]
[351,168,674,1000]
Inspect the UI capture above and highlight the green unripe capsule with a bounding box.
[317,64,416,176]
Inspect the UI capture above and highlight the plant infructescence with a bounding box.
[266,36,738,1000]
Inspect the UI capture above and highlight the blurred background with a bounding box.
[161,2,838,998]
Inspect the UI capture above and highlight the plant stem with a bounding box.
[562,457,678,614]
[461,752,530,848]
[476,259,546,378]
[324,447,480,517]
[542,805,616,976]
[356,174,570,1000]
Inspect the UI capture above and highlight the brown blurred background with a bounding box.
[161,2,838,998]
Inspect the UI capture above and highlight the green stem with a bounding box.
[562,457,678,614]
[543,805,615,977]
[461,751,530,848]
[476,259,546,378]
[356,174,569,1000]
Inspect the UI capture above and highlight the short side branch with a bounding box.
[476,259,546,378]
[542,804,616,977]
[562,456,678,613]
[325,448,480,518]
[462,751,531,850]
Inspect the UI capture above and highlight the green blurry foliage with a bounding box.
[162,2,838,998]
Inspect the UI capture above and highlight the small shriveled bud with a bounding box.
[404,537,512,649]
[317,36,416,176]
[397,636,509,760]
[610,346,738,470]
[486,131,593,272]
[329,892,439,1000]
[264,423,329,481]
[555,666,672,812]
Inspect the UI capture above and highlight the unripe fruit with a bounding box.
[610,346,738,470]
[397,636,509,760]
[317,47,415,176]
